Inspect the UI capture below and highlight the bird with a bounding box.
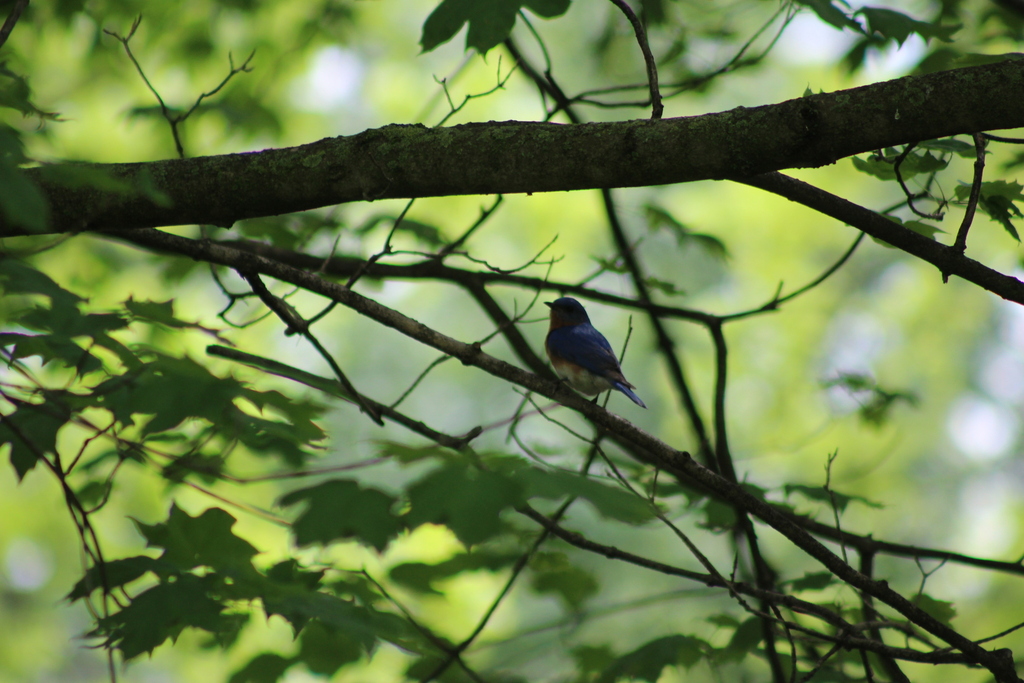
[544,297,647,409]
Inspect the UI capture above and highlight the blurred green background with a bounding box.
[2,0,1023,681]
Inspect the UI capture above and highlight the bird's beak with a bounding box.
[544,301,554,308]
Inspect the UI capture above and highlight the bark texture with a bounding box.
[4,59,1023,237]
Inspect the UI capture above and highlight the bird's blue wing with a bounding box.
[547,324,621,375]
[548,324,647,408]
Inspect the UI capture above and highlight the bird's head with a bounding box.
[545,297,591,327]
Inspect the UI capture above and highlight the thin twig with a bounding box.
[823,450,847,563]
[205,344,480,450]
[437,195,504,257]
[607,0,662,119]
[860,550,911,682]
[345,198,415,289]
[105,17,253,158]
[722,232,865,322]
[238,270,384,425]
[434,55,516,127]
[709,321,735,480]
[569,2,794,109]
[976,619,1024,645]
[423,451,598,683]
[891,144,944,220]
[951,132,987,255]
[797,642,844,683]
[981,133,1024,144]
[0,0,29,50]
[362,571,487,683]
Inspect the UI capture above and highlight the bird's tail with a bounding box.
[613,383,647,409]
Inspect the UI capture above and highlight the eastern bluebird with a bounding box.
[544,297,647,409]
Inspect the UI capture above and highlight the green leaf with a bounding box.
[266,559,326,591]
[377,441,456,464]
[406,463,524,545]
[644,276,686,296]
[262,588,414,651]
[590,256,630,274]
[851,154,891,180]
[75,478,113,509]
[516,466,655,523]
[0,399,68,479]
[0,63,58,118]
[0,125,27,163]
[421,0,516,54]
[242,387,327,447]
[857,7,960,45]
[421,0,570,55]
[297,620,363,675]
[982,194,1023,241]
[279,479,402,551]
[135,505,259,574]
[0,332,100,373]
[356,213,446,247]
[784,484,884,513]
[94,574,230,659]
[956,181,1024,241]
[231,412,318,468]
[706,613,740,628]
[235,212,341,250]
[958,180,1024,202]
[918,137,977,158]
[92,573,228,659]
[794,0,861,31]
[904,220,944,240]
[89,355,315,448]
[19,306,128,339]
[598,635,706,682]
[523,0,571,16]
[912,593,957,626]
[698,498,737,531]
[783,571,836,592]
[406,652,481,682]
[0,284,122,374]
[125,297,215,332]
[571,644,617,677]
[851,150,947,181]
[644,203,728,260]
[0,258,81,309]
[68,556,170,601]
[161,453,226,484]
[529,551,598,609]
[262,588,356,635]
[229,653,295,683]
[822,372,918,425]
[389,549,521,594]
[0,157,49,232]
[635,0,666,23]
[721,617,763,662]
[95,355,240,433]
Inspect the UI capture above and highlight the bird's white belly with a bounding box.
[553,361,614,395]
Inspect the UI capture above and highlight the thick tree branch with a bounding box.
[741,172,1024,304]
[6,60,1023,238]
[520,505,987,666]
[211,239,1024,580]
